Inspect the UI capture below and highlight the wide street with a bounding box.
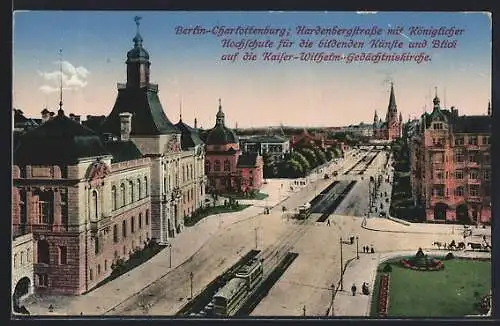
[22,148,491,317]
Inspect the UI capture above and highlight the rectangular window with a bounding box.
[433,185,445,197]
[483,170,490,181]
[37,274,49,287]
[468,136,478,145]
[469,170,479,179]
[469,185,480,197]
[455,137,464,145]
[455,170,464,179]
[468,152,479,163]
[59,246,67,264]
[94,237,100,255]
[454,149,464,162]
[435,171,444,179]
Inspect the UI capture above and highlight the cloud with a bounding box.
[38,61,90,94]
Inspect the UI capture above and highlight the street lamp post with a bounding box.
[189,272,194,300]
[303,305,306,316]
[254,227,258,249]
[330,283,335,316]
[356,236,359,259]
[340,237,344,291]
[168,243,172,268]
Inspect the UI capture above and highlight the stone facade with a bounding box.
[12,233,35,303]
[408,94,491,224]
[12,156,152,295]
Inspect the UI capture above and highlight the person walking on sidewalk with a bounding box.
[327,219,331,226]
[351,283,357,296]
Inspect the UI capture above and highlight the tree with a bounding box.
[298,148,318,168]
[313,147,327,165]
[325,149,333,161]
[291,151,310,173]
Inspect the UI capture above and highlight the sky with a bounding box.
[13,11,491,128]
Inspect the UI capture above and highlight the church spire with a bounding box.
[58,48,64,116]
[388,82,397,111]
[373,110,378,123]
[433,86,441,109]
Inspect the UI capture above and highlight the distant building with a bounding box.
[408,92,491,224]
[13,108,152,295]
[373,83,403,141]
[205,100,263,194]
[241,135,290,157]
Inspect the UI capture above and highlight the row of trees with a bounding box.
[263,145,343,178]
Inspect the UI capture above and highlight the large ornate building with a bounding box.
[373,83,403,141]
[408,91,491,224]
[204,100,263,194]
[13,107,152,295]
[99,18,206,242]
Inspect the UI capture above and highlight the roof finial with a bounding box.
[218,98,222,110]
[58,48,64,116]
[434,86,438,98]
[134,16,142,33]
[179,96,183,122]
[133,16,143,47]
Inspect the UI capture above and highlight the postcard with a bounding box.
[12,11,492,318]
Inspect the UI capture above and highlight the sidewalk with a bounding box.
[23,159,345,316]
[333,249,492,317]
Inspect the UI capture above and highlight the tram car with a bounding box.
[213,258,264,316]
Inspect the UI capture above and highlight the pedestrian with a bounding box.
[363,246,367,253]
[351,283,357,296]
[370,246,375,254]
[327,219,331,226]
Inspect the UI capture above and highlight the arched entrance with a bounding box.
[456,204,469,224]
[433,203,448,221]
[13,277,31,307]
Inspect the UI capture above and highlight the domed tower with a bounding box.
[126,16,151,88]
[206,99,239,147]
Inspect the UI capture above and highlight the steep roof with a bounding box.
[14,109,110,165]
[206,124,239,145]
[174,119,204,149]
[103,140,143,163]
[237,152,259,167]
[100,86,179,136]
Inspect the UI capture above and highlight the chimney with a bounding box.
[194,118,197,129]
[119,112,133,141]
[41,108,50,123]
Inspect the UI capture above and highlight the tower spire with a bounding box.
[58,48,64,115]
[179,96,182,122]
[216,98,225,126]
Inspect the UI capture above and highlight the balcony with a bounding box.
[468,196,482,203]
[467,161,479,169]
[467,178,481,185]
[454,161,465,169]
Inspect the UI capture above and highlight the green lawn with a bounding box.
[223,192,269,200]
[371,258,491,317]
[184,204,251,227]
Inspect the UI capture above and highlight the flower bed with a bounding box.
[378,274,390,317]
[400,258,444,271]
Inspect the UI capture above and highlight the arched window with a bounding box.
[113,224,118,243]
[13,254,17,267]
[137,179,142,199]
[182,166,185,182]
[223,160,230,171]
[92,190,98,220]
[214,160,221,172]
[122,220,127,238]
[129,180,134,203]
[37,240,50,264]
[120,183,126,207]
[139,213,143,229]
[190,164,193,179]
[146,209,150,225]
[27,248,31,262]
[131,216,135,233]
[144,176,148,196]
[205,161,211,173]
[111,186,117,210]
[20,251,25,265]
